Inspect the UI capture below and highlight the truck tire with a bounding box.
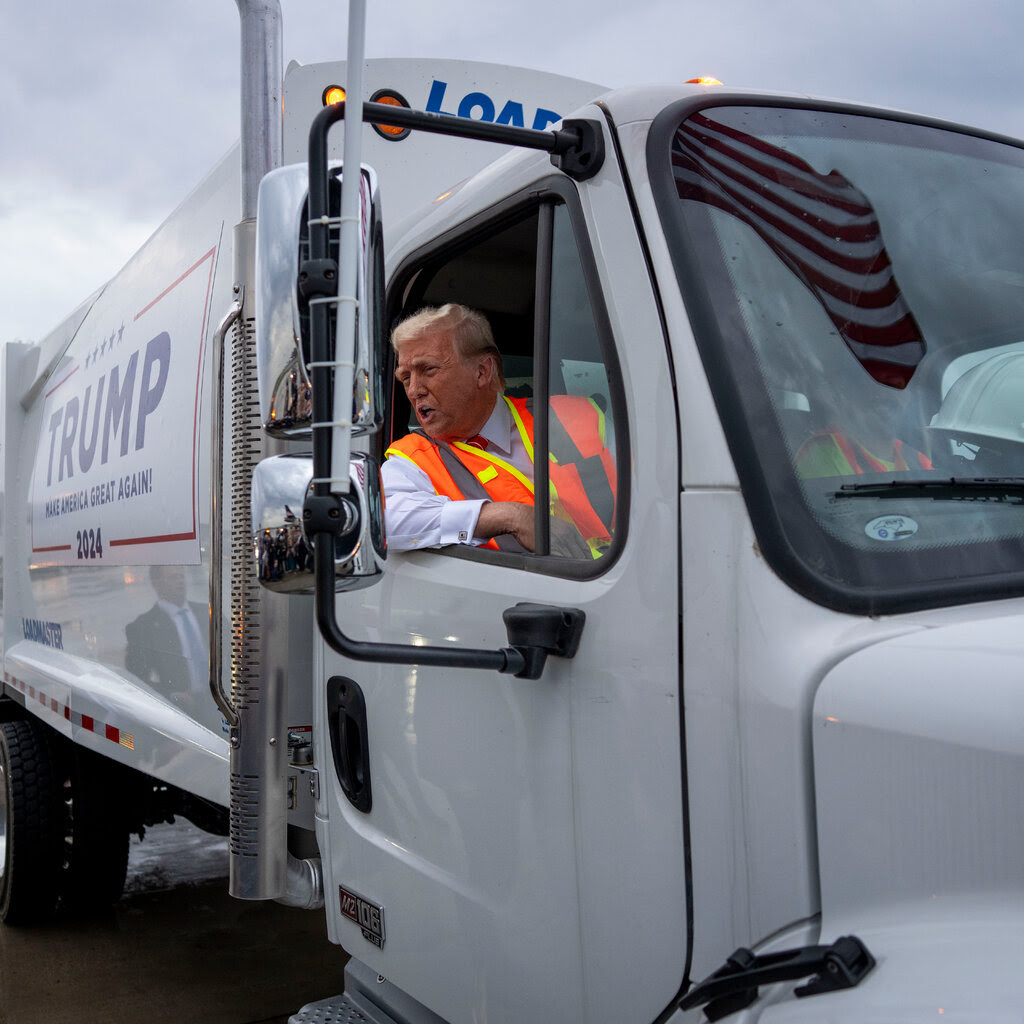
[0,719,63,925]
[59,746,130,913]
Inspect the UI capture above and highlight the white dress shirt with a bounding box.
[381,396,534,551]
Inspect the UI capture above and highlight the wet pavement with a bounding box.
[0,821,349,1024]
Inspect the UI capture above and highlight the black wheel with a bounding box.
[58,746,130,913]
[0,719,63,925]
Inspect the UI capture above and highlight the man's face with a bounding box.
[152,565,187,606]
[395,330,496,442]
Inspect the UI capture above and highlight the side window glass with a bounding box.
[543,205,618,562]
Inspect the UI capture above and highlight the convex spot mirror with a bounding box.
[251,452,386,594]
[254,162,385,439]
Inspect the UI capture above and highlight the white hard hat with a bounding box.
[929,351,1024,453]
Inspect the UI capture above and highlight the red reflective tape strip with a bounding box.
[4,674,135,753]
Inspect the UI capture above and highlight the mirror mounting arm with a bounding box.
[307,101,605,186]
[302,504,586,680]
[310,531,528,676]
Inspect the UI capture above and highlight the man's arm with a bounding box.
[381,455,488,550]
[382,454,538,553]
[473,501,535,552]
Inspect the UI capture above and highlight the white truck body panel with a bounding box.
[813,611,1024,916]
[3,149,238,803]
[743,610,1024,1022]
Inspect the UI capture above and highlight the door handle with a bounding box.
[326,676,372,812]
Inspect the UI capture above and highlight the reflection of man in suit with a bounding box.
[125,565,209,711]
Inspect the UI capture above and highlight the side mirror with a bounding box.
[254,163,385,439]
[251,452,386,594]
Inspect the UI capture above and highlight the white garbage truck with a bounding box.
[3,1,1024,1021]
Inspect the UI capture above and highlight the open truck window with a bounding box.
[386,193,627,574]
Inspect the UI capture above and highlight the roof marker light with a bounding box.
[686,77,724,86]
[369,89,412,141]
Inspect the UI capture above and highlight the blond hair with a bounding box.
[391,304,505,390]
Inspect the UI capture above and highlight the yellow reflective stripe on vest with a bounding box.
[384,446,421,469]
[588,397,607,447]
[505,395,534,463]
[503,394,564,505]
[451,441,534,495]
[384,445,454,498]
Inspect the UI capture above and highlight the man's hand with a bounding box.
[474,503,593,558]
[474,501,535,552]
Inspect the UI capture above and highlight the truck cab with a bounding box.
[272,83,1024,1022]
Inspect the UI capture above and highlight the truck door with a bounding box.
[317,175,686,1024]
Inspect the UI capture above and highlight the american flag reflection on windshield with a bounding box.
[672,111,925,389]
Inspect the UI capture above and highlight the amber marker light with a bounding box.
[685,76,724,86]
[369,88,412,140]
[323,85,346,106]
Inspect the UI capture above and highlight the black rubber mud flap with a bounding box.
[59,744,131,913]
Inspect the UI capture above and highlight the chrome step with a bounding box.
[289,992,379,1024]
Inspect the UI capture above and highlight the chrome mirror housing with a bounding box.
[254,162,385,439]
[254,164,310,437]
[251,452,386,594]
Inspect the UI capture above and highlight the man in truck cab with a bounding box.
[382,303,614,557]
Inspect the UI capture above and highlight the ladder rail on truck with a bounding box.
[4,1,1024,1022]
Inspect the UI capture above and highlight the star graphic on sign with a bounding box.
[117,324,125,345]
[101,339,107,356]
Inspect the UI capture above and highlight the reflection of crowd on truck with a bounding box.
[256,519,313,583]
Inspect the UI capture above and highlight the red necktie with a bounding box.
[465,435,488,451]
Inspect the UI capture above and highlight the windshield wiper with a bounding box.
[835,477,1024,502]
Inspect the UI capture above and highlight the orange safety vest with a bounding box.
[796,429,933,478]
[385,395,616,555]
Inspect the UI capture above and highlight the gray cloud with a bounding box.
[3,0,1023,341]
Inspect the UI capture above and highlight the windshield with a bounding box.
[650,102,1024,612]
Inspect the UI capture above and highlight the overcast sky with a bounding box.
[3,0,1022,343]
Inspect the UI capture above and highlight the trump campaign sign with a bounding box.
[30,245,219,567]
